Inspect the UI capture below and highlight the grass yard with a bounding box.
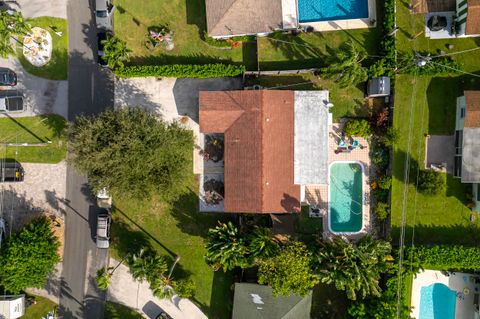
[105,302,143,319]
[391,75,480,245]
[244,74,372,120]
[0,115,67,163]
[113,0,256,69]
[23,295,56,319]
[17,17,68,80]
[111,178,234,319]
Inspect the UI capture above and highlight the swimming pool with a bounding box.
[328,162,363,233]
[419,283,456,319]
[297,0,369,23]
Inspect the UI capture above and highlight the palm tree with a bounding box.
[204,221,250,271]
[313,236,392,300]
[149,275,175,299]
[321,40,368,87]
[96,266,114,290]
[128,248,168,283]
[0,11,31,58]
[248,227,279,260]
[101,35,131,69]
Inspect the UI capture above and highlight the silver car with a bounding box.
[95,0,113,30]
[0,94,23,112]
[96,208,111,249]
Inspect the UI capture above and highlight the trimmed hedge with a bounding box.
[408,245,480,270]
[114,64,246,78]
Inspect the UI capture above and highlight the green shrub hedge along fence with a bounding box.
[407,245,480,270]
[114,64,246,78]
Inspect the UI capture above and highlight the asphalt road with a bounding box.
[59,0,114,317]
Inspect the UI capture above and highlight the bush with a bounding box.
[407,245,480,270]
[371,144,389,171]
[114,63,246,78]
[382,127,400,146]
[343,119,371,137]
[377,175,392,190]
[373,189,389,202]
[175,279,196,298]
[418,170,446,195]
[374,202,390,221]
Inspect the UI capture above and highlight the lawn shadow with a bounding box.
[391,223,480,246]
[40,114,68,138]
[185,0,207,39]
[310,283,348,319]
[242,41,258,71]
[207,270,234,319]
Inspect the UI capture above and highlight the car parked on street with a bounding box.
[96,31,109,67]
[95,0,113,30]
[96,208,111,249]
[0,161,24,182]
[0,68,17,86]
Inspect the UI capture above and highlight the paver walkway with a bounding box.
[107,260,207,319]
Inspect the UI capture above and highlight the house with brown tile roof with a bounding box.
[454,91,480,211]
[199,90,331,214]
[205,0,292,38]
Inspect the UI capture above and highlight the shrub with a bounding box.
[374,202,390,221]
[343,119,372,137]
[371,145,389,171]
[375,108,389,128]
[417,170,446,195]
[407,245,480,270]
[373,189,389,202]
[377,175,392,190]
[114,64,246,78]
[382,127,400,146]
[175,279,196,298]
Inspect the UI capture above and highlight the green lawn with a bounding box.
[23,295,56,319]
[111,179,234,319]
[113,0,256,69]
[17,17,68,80]
[105,302,143,319]
[244,74,372,120]
[0,115,67,163]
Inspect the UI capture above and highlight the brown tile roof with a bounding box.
[466,0,480,35]
[465,90,480,128]
[411,0,456,13]
[205,0,283,37]
[199,91,300,213]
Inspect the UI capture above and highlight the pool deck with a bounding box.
[305,122,371,240]
[411,270,480,319]
[298,0,377,31]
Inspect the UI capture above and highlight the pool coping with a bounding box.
[327,160,365,235]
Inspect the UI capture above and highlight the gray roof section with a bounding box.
[461,127,480,183]
[294,91,330,185]
[232,283,312,319]
[367,76,391,97]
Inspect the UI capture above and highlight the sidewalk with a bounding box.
[107,259,207,319]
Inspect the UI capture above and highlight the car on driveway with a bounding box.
[0,91,23,112]
[95,0,113,30]
[0,218,6,247]
[0,68,17,86]
[1,161,24,182]
[97,31,109,67]
[96,208,111,249]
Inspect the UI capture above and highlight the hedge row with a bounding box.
[114,63,246,78]
[408,245,480,270]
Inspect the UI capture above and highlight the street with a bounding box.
[59,0,114,317]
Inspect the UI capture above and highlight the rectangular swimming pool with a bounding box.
[329,162,363,233]
[297,0,369,23]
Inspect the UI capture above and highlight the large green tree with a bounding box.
[313,236,392,300]
[0,217,60,293]
[70,107,194,200]
[258,241,318,297]
[321,40,368,87]
[101,35,131,69]
[0,11,30,57]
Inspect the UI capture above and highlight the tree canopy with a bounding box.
[313,236,392,300]
[0,217,60,293]
[69,107,194,200]
[0,11,30,57]
[258,241,319,297]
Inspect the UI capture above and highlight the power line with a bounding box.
[428,60,480,78]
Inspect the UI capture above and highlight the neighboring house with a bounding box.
[412,0,480,38]
[204,0,295,38]
[199,90,331,214]
[454,90,480,212]
[0,295,25,319]
[232,283,312,319]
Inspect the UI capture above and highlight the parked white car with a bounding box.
[95,0,114,30]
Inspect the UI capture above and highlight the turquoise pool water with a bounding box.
[329,162,363,233]
[419,283,456,319]
[298,0,369,23]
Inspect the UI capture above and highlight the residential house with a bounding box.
[454,90,480,212]
[232,283,312,319]
[199,90,331,214]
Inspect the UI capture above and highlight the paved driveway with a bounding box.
[0,57,68,118]
[1,0,67,18]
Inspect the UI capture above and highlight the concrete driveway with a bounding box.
[1,0,67,19]
[0,57,68,118]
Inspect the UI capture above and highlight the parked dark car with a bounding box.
[1,161,24,182]
[155,312,173,319]
[97,31,108,67]
[0,94,23,112]
[96,208,111,249]
[0,68,17,86]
